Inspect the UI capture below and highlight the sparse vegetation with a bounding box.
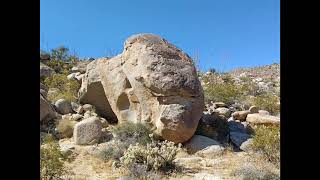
[233,163,280,180]
[43,73,80,102]
[253,93,280,115]
[56,119,77,138]
[119,137,181,175]
[111,122,153,146]
[250,125,280,167]
[40,134,70,179]
[204,83,245,105]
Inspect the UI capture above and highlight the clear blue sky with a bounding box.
[40,0,279,72]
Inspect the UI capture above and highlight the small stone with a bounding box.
[249,106,259,113]
[73,117,102,145]
[54,99,73,115]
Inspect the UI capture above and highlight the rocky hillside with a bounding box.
[40,34,280,180]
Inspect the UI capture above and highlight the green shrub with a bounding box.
[56,119,77,138]
[119,138,181,174]
[51,46,71,62]
[204,83,244,105]
[253,94,280,115]
[43,73,80,102]
[45,60,73,74]
[111,122,153,146]
[40,134,69,179]
[96,140,128,161]
[250,125,280,167]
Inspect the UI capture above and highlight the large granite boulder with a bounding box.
[98,33,204,143]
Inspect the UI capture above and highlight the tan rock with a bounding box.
[98,34,204,143]
[73,117,102,145]
[78,59,117,123]
[249,106,259,113]
[40,94,56,121]
[258,110,270,115]
[246,113,280,125]
[232,110,250,121]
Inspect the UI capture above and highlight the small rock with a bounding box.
[71,67,79,73]
[71,114,83,121]
[212,102,227,108]
[71,102,80,112]
[54,99,73,115]
[83,104,94,112]
[73,117,102,145]
[249,106,259,113]
[246,114,280,125]
[215,107,231,118]
[196,144,225,157]
[258,110,270,115]
[100,118,109,128]
[184,135,222,153]
[232,110,250,121]
[240,138,253,152]
[67,73,77,80]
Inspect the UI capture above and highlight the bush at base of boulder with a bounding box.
[56,119,77,138]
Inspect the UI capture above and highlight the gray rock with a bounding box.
[40,63,55,79]
[215,107,231,118]
[54,99,73,115]
[228,120,251,148]
[73,117,102,145]
[184,135,222,153]
[40,94,56,121]
[195,113,229,143]
[240,138,253,152]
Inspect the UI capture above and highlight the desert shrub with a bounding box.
[204,83,244,105]
[233,163,280,180]
[96,140,128,161]
[51,46,70,62]
[43,73,80,102]
[45,60,73,74]
[40,134,69,179]
[111,122,153,146]
[250,125,280,166]
[119,138,181,174]
[56,119,77,138]
[253,93,280,115]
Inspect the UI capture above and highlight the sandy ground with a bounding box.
[59,138,278,180]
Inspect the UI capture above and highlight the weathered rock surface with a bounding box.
[54,99,73,115]
[246,113,280,125]
[78,59,117,123]
[40,63,55,79]
[98,33,204,143]
[184,135,222,153]
[231,110,250,121]
[195,113,229,143]
[228,120,251,148]
[73,117,102,145]
[215,107,231,118]
[40,94,56,121]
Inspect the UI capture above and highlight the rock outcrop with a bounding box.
[78,59,117,123]
[40,94,56,121]
[97,33,204,143]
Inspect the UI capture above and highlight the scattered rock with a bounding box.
[71,102,81,112]
[196,144,225,157]
[82,104,94,112]
[71,114,83,121]
[212,102,227,108]
[184,135,222,153]
[240,138,253,152]
[54,99,73,115]
[73,117,102,145]
[246,114,280,125]
[258,110,270,115]
[40,63,55,79]
[40,94,56,121]
[232,110,250,121]
[228,120,251,148]
[249,106,259,113]
[195,113,229,143]
[215,107,231,118]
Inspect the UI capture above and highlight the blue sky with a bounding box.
[40,0,279,72]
